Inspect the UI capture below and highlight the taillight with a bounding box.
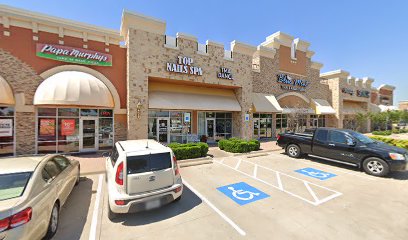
[116,162,124,186]
[0,207,32,233]
[174,186,182,193]
[173,155,180,176]
[115,200,125,206]
[277,134,281,141]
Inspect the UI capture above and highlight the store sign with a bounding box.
[342,88,354,96]
[277,74,309,92]
[357,90,370,98]
[40,119,55,136]
[0,119,13,137]
[217,67,233,80]
[36,43,112,66]
[166,56,203,76]
[61,119,76,136]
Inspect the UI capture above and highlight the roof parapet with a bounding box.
[261,31,294,49]
[176,32,197,42]
[231,40,257,56]
[121,9,166,38]
[311,61,323,70]
[362,77,374,88]
[206,40,224,48]
[320,69,350,79]
[257,45,276,59]
[293,38,310,52]
[378,84,396,91]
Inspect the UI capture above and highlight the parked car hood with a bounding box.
[367,141,408,154]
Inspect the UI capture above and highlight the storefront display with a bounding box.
[198,112,233,142]
[253,113,273,139]
[148,110,191,143]
[0,107,14,156]
[36,108,113,154]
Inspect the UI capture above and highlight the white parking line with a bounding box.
[215,158,342,206]
[89,174,103,240]
[183,180,246,236]
[267,152,376,181]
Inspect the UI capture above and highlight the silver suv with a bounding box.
[105,140,183,218]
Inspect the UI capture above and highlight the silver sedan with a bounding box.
[0,154,80,240]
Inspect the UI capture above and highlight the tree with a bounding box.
[284,104,309,133]
[370,112,387,131]
[387,110,402,123]
[355,113,368,132]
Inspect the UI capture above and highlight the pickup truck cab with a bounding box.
[105,140,183,218]
[277,128,408,177]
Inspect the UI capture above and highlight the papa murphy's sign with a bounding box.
[36,43,112,66]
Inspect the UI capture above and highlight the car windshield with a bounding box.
[348,131,375,144]
[0,172,32,201]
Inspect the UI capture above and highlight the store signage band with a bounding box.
[277,74,309,92]
[342,88,354,96]
[166,56,203,76]
[217,67,233,80]
[36,43,112,67]
[357,90,370,98]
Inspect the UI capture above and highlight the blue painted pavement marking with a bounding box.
[295,167,337,180]
[217,182,270,205]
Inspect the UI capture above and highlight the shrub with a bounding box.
[218,138,260,153]
[372,130,392,136]
[168,142,209,160]
[369,136,408,150]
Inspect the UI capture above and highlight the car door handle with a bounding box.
[328,143,335,147]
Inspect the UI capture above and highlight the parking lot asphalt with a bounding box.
[56,150,408,240]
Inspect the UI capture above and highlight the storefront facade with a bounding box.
[0,5,396,156]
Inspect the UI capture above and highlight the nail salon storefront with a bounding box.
[0,6,395,156]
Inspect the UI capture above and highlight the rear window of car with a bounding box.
[126,152,172,174]
[0,172,32,201]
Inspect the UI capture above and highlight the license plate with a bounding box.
[145,199,160,210]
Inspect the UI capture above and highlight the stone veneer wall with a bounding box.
[126,29,254,140]
[0,49,40,155]
[252,50,331,101]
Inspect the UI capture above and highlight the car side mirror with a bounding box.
[347,138,356,146]
[102,152,111,158]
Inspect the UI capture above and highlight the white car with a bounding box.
[0,155,80,240]
[105,140,183,218]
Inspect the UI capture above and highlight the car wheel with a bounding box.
[75,166,80,186]
[286,144,301,158]
[44,203,59,240]
[362,157,390,177]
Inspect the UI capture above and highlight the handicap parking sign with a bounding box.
[295,167,336,180]
[217,182,270,205]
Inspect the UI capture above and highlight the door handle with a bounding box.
[328,143,335,147]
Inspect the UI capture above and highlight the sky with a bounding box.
[1,0,407,104]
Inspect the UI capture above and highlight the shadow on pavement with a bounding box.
[53,177,93,240]
[110,186,202,226]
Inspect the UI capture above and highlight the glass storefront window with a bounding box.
[198,111,233,141]
[58,108,79,117]
[80,109,98,117]
[253,113,273,139]
[148,110,191,143]
[0,107,15,157]
[37,108,114,154]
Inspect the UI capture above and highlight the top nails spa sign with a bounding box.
[36,43,112,67]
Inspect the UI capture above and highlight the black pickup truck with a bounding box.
[277,127,408,176]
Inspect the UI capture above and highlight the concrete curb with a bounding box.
[231,148,283,158]
[178,156,213,168]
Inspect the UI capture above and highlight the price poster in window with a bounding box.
[0,119,13,137]
[40,119,56,136]
[61,119,76,136]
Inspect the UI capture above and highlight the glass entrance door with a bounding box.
[206,118,215,142]
[80,117,98,152]
[253,118,260,139]
[157,118,169,143]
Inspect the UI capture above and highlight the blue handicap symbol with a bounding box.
[217,182,270,205]
[295,167,336,180]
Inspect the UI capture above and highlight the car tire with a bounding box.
[174,195,182,202]
[75,166,80,186]
[362,157,390,177]
[44,203,59,240]
[286,144,301,158]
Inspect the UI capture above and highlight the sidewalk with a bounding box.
[208,140,282,159]
[71,140,283,175]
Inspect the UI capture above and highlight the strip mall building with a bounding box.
[0,5,396,156]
